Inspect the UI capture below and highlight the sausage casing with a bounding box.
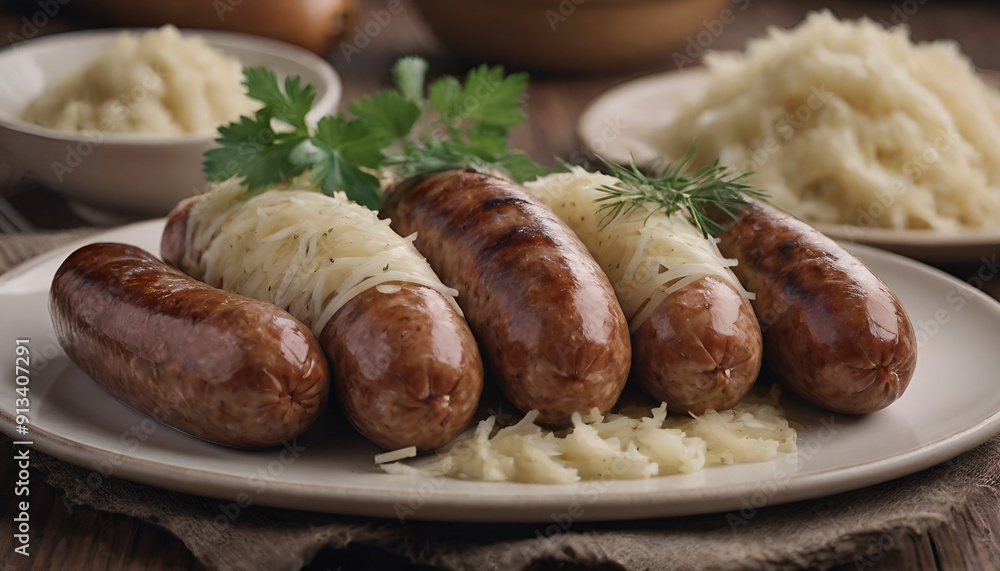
[710,203,918,414]
[320,283,484,450]
[380,170,632,425]
[520,168,762,414]
[49,242,330,448]
[162,192,484,451]
[631,276,762,414]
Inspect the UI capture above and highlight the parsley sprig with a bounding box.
[203,57,548,210]
[386,56,549,182]
[594,146,768,237]
[204,67,420,209]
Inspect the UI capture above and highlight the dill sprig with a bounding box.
[594,145,768,237]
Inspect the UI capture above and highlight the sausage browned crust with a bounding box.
[379,170,632,425]
[631,275,762,414]
[49,242,330,448]
[162,194,484,451]
[320,283,483,450]
[159,194,195,265]
[708,202,918,414]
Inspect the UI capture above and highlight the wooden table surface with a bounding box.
[2,0,1000,569]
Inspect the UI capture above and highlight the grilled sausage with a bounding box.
[379,169,632,425]
[320,283,483,450]
[159,194,196,264]
[162,193,484,451]
[708,202,918,414]
[520,168,763,415]
[631,276,762,414]
[49,242,330,448]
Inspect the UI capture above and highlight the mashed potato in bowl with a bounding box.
[21,25,258,136]
[657,10,1000,230]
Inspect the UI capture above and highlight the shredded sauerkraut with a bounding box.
[523,167,750,332]
[177,178,460,336]
[379,386,796,483]
[656,10,1000,229]
[22,25,257,135]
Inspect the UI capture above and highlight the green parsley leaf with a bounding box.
[203,114,309,188]
[206,65,389,208]
[427,75,462,124]
[347,91,421,143]
[309,146,382,209]
[204,56,550,209]
[387,59,548,182]
[496,150,551,184]
[313,115,386,168]
[453,64,528,130]
[310,115,385,207]
[242,67,315,131]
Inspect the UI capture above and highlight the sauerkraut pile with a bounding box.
[22,25,258,135]
[379,386,796,483]
[524,167,752,332]
[656,10,1000,230]
[177,178,461,337]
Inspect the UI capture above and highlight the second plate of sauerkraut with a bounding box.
[577,10,1000,262]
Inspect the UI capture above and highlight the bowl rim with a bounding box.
[0,26,341,146]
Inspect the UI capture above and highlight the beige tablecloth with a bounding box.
[4,229,1000,571]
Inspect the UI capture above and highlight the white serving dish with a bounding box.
[0,28,341,219]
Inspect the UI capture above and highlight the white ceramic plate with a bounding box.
[577,67,1000,264]
[2,220,1000,522]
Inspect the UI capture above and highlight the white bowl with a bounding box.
[0,28,341,219]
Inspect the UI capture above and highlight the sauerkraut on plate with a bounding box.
[176,177,461,337]
[653,10,1000,230]
[378,386,796,484]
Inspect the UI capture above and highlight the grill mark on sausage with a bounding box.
[380,170,632,425]
[476,225,552,267]
[482,196,530,210]
[707,202,917,414]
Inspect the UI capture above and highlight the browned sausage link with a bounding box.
[631,275,762,415]
[380,170,632,425]
[161,195,484,451]
[708,203,918,414]
[49,242,330,448]
[321,283,484,451]
[160,194,197,267]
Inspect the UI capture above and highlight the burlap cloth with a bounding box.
[4,229,1000,571]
